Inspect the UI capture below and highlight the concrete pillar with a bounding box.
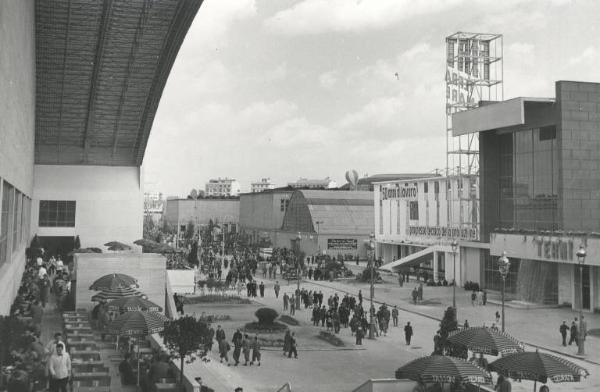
[433,251,438,281]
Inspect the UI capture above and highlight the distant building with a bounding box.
[163,197,240,240]
[205,178,241,197]
[275,190,374,259]
[341,173,441,191]
[239,188,294,246]
[287,177,337,189]
[251,178,275,193]
[144,192,164,224]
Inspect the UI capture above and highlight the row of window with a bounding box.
[0,181,32,267]
[39,200,76,227]
[280,199,290,212]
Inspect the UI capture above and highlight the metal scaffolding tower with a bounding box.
[445,32,503,177]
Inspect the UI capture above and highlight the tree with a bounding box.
[255,308,278,325]
[143,215,157,240]
[188,241,199,266]
[160,316,211,384]
[438,306,463,357]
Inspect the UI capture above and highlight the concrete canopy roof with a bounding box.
[35,0,203,166]
[281,190,374,235]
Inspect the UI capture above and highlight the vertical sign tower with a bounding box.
[445,32,503,176]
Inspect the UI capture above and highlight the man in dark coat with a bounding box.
[559,321,569,346]
[216,325,226,344]
[569,321,578,345]
[232,329,243,366]
[259,282,265,298]
[404,321,413,345]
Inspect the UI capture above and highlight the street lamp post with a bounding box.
[295,232,302,292]
[498,251,511,333]
[451,240,458,318]
[368,233,376,339]
[577,246,586,356]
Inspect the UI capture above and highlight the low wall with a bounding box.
[168,269,196,294]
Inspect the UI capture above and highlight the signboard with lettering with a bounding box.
[380,185,418,201]
[327,238,358,250]
[408,225,479,241]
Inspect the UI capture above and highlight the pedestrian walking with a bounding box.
[250,336,261,366]
[358,290,362,305]
[48,344,71,392]
[464,319,470,329]
[288,332,298,358]
[404,321,413,345]
[283,330,291,356]
[259,281,265,298]
[242,334,251,366]
[232,329,242,366]
[392,306,399,327]
[495,311,500,324]
[471,291,477,306]
[274,281,280,298]
[283,293,289,310]
[482,290,487,305]
[418,283,423,301]
[412,287,418,304]
[568,320,578,346]
[559,321,568,346]
[290,298,296,316]
[219,339,231,365]
[216,325,226,344]
[355,326,364,345]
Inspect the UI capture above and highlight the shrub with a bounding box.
[183,295,251,305]
[356,268,381,283]
[463,281,480,291]
[255,307,278,325]
[279,315,299,326]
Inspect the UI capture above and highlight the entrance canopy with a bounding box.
[379,245,448,272]
[35,0,203,166]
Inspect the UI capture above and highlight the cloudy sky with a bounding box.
[143,0,599,196]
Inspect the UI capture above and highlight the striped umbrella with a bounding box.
[448,327,524,356]
[395,355,492,385]
[108,311,168,337]
[91,286,144,302]
[107,296,162,312]
[489,351,589,391]
[90,273,138,290]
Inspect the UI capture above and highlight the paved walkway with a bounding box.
[181,266,600,392]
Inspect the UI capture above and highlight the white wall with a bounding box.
[0,0,35,316]
[32,165,143,248]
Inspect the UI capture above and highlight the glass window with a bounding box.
[434,182,439,194]
[13,191,21,251]
[38,200,76,227]
[0,182,13,265]
[423,182,428,193]
[409,201,419,220]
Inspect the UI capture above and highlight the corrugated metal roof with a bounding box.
[35,0,203,166]
[281,190,374,235]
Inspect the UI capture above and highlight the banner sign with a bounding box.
[327,239,358,250]
[380,185,418,200]
[408,225,478,241]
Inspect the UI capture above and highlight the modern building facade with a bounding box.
[453,80,600,311]
[205,178,241,197]
[341,173,440,191]
[239,188,294,246]
[375,176,483,286]
[251,178,275,193]
[287,177,338,189]
[163,198,240,239]
[0,0,203,314]
[276,190,374,259]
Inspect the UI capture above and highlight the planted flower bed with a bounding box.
[317,331,345,347]
[243,307,288,334]
[278,315,300,326]
[183,295,251,305]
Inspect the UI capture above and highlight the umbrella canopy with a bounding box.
[395,355,491,385]
[90,273,138,291]
[108,311,168,336]
[448,327,524,356]
[107,296,162,312]
[91,287,144,302]
[489,351,589,384]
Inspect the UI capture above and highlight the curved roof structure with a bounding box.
[281,190,374,235]
[35,0,203,166]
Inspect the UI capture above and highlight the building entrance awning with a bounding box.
[379,245,447,272]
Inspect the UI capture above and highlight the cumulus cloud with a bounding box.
[319,71,339,89]
[264,0,466,35]
[568,46,598,66]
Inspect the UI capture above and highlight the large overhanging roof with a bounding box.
[35,0,203,166]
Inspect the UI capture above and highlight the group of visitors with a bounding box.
[559,316,587,349]
[470,289,488,306]
[213,326,262,366]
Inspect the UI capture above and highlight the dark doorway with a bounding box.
[38,236,75,261]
